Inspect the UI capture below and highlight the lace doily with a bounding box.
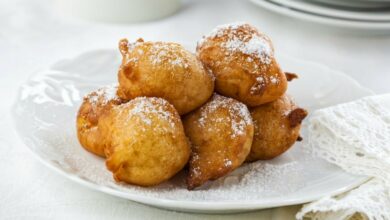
[297,94,390,220]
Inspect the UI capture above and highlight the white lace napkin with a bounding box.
[296,94,390,220]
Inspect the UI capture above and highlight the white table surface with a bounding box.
[1,0,389,219]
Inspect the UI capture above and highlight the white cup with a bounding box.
[56,0,182,23]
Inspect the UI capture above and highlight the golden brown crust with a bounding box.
[285,72,298,82]
[183,94,254,189]
[76,85,123,157]
[117,38,214,115]
[197,23,287,107]
[246,94,307,161]
[288,108,308,128]
[99,97,191,186]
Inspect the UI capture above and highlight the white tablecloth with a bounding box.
[1,0,390,219]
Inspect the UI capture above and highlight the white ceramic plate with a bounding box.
[12,49,372,213]
[311,0,390,9]
[251,0,390,31]
[271,0,390,21]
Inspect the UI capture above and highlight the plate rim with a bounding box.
[12,49,373,213]
[310,0,390,10]
[250,0,390,30]
[11,136,371,212]
[271,0,390,21]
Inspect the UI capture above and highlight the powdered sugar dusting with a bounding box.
[270,75,279,84]
[113,160,304,201]
[250,74,281,95]
[85,84,120,106]
[205,67,216,81]
[118,97,177,131]
[198,22,273,64]
[197,94,253,139]
[203,22,247,39]
[127,39,143,51]
[250,75,266,94]
[52,126,306,201]
[149,43,189,69]
[223,36,272,64]
[224,158,233,167]
[256,76,264,84]
[20,45,351,207]
[126,40,190,69]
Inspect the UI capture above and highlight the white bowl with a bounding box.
[55,0,182,23]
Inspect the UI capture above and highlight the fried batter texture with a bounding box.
[246,94,308,161]
[117,38,214,115]
[197,23,287,107]
[76,85,123,157]
[99,97,190,186]
[183,94,254,189]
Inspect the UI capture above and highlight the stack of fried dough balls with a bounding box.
[76,22,307,190]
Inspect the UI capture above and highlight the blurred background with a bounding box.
[1,0,390,98]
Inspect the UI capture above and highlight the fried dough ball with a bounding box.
[76,85,123,157]
[246,95,308,162]
[197,22,287,107]
[99,97,191,186]
[117,38,214,115]
[183,94,254,190]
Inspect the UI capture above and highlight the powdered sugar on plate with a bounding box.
[46,127,307,201]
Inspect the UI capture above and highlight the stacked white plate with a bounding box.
[251,0,390,32]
